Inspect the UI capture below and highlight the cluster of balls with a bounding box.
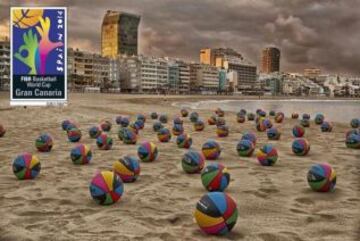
[346,119,360,149]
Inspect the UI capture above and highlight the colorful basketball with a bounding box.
[172,124,184,136]
[269,110,276,116]
[134,119,145,130]
[173,117,183,125]
[152,121,163,132]
[138,141,158,162]
[236,139,255,157]
[181,151,205,174]
[0,124,6,137]
[302,113,311,120]
[96,133,113,150]
[12,153,41,180]
[274,112,284,123]
[346,129,359,139]
[12,9,44,29]
[247,113,255,121]
[202,140,221,160]
[321,121,333,132]
[241,132,257,145]
[136,114,146,123]
[350,118,359,128]
[150,112,158,120]
[62,119,77,131]
[292,138,310,156]
[239,109,247,115]
[67,127,82,142]
[181,108,189,117]
[115,115,123,125]
[258,110,266,117]
[129,123,139,134]
[120,117,130,127]
[256,144,278,166]
[267,127,281,140]
[292,113,299,119]
[190,112,199,123]
[176,133,193,149]
[70,144,92,165]
[157,128,171,142]
[208,115,217,125]
[117,127,126,140]
[237,114,246,123]
[122,128,137,144]
[201,163,230,191]
[159,114,168,124]
[263,118,273,129]
[307,163,336,192]
[216,117,226,127]
[89,171,124,205]
[100,120,112,132]
[35,133,53,152]
[113,156,140,183]
[89,126,101,139]
[215,108,225,117]
[292,125,305,138]
[346,133,360,149]
[194,120,205,131]
[256,118,267,132]
[315,113,325,125]
[216,125,229,137]
[194,192,238,235]
[300,119,310,127]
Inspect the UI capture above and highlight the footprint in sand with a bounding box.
[294,197,314,205]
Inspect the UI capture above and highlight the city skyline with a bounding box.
[1,0,359,75]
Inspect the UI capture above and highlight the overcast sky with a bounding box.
[1,0,359,75]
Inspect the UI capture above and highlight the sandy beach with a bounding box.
[0,92,359,241]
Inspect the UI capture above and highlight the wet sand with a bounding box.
[0,93,359,241]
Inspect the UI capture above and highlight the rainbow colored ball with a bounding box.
[263,118,273,129]
[208,115,217,125]
[67,127,82,142]
[134,119,145,130]
[346,129,359,139]
[256,144,278,166]
[269,110,276,116]
[113,156,140,183]
[194,192,238,235]
[274,112,284,123]
[159,114,168,124]
[216,117,226,127]
[315,113,325,125]
[172,124,184,136]
[70,144,92,165]
[241,132,257,145]
[181,151,205,174]
[293,125,305,138]
[258,110,267,117]
[62,119,77,131]
[216,125,229,137]
[300,119,310,127]
[346,133,360,149]
[173,117,183,125]
[0,124,6,137]
[307,163,336,192]
[35,133,53,152]
[350,118,359,128]
[120,117,130,127]
[115,115,123,125]
[190,112,199,123]
[215,108,225,117]
[100,120,112,132]
[157,128,171,142]
[292,113,299,119]
[138,141,158,162]
[150,112,158,120]
[321,121,333,132]
[194,120,205,131]
[202,140,221,160]
[89,171,124,205]
[152,121,163,132]
[96,133,113,150]
[302,113,311,120]
[256,118,267,132]
[201,163,230,191]
[239,109,247,115]
[12,153,41,180]
[176,133,193,148]
[122,128,137,144]
[89,126,101,139]
[247,113,255,121]
[236,139,255,157]
[136,114,146,123]
[129,123,139,134]
[117,127,126,140]
[237,114,246,123]
[181,108,189,117]
[292,138,310,156]
[267,127,281,140]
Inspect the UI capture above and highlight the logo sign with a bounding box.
[11,7,67,106]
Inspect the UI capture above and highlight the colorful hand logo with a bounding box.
[14,29,39,75]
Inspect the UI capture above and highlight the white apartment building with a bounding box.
[0,37,10,90]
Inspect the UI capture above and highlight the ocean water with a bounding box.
[174,99,360,123]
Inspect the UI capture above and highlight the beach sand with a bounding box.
[0,93,359,241]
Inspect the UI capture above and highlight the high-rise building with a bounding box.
[0,37,10,90]
[261,47,280,73]
[200,48,243,66]
[101,10,141,59]
[189,63,220,94]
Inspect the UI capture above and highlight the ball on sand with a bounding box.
[181,151,205,174]
[292,138,310,156]
[173,116,183,125]
[0,124,6,137]
[202,140,221,160]
[315,113,325,125]
[70,144,92,165]
[181,108,189,117]
[302,113,311,120]
[89,126,101,139]
[150,112,158,120]
[241,132,257,145]
[35,133,53,152]
[267,127,281,140]
[292,113,299,119]
[321,121,333,132]
[194,192,238,235]
[300,119,310,127]
[247,113,255,121]
[96,133,113,150]
[136,114,146,123]
[292,125,305,138]
[307,163,336,192]
[89,171,124,205]
[157,128,171,142]
[263,118,273,129]
[201,163,230,192]
[258,110,267,117]
[256,118,267,132]
[345,129,359,139]
[256,144,278,166]
[113,156,140,183]
[122,128,137,144]
[215,107,225,117]
[216,125,229,137]
[236,139,255,157]
[134,119,145,130]
[12,153,41,180]
[216,117,226,127]
[138,141,158,162]
[269,110,276,116]
[176,133,193,149]
[239,109,247,115]
[194,120,205,131]
[152,121,163,132]
[159,114,168,124]
[274,112,284,123]
[346,133,360,149]
[115,115,123,125]
[67,127,82,142]
[62,119,77,131]
[172,124,184,136]
[120,117,130,127]
[350,118,359,128]
[208,115,217,125]
[237,114,246,123]
[100,120,112,132]
[190,112,199,123]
